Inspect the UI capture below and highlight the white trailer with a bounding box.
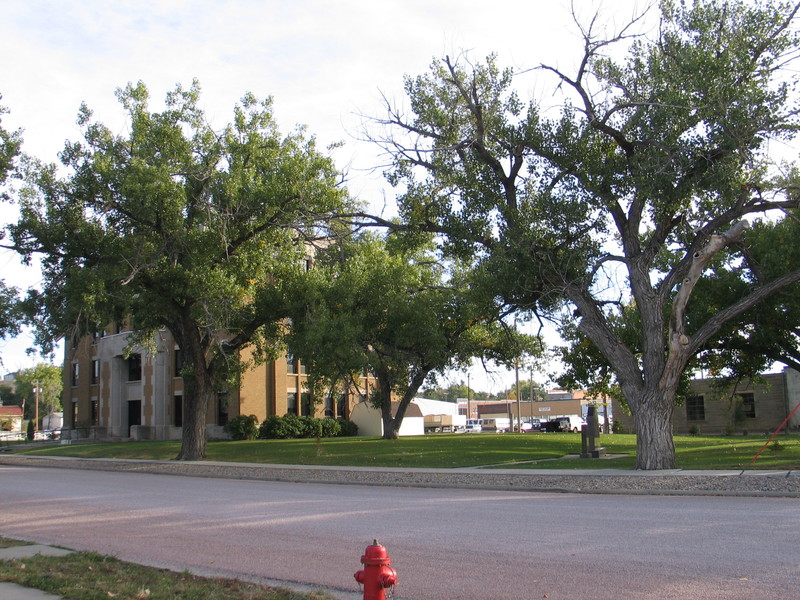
[482,417,511,432]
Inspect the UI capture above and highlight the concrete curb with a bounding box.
[1,454,798,497]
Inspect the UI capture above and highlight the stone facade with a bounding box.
[62,326,372,441]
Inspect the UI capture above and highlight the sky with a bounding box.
[0,0,648,392]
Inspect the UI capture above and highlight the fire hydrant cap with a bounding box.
[361,544,391,565]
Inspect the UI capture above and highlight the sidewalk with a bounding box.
[1,453,798,496]
[0,545,73,600]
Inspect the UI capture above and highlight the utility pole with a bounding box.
[514,316,521,431]
[467,372,471,420]
[515,358,521,432]
[33,381,41,433]
[529,366,535,423]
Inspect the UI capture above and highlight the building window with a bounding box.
[337,393,347,419]
[128,354,142,382]
[738,393,756,418]
[174,347,184,377]
[286,354,296,375]
[71,363,79,387]
[324,394,334,418]
[173,395,183,427]
[286,392,298,415]
[686,395,705,421]
[217,392,229,426]
[301,392,312,416]
[91,360,100,385]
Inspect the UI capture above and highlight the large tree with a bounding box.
[0,94,21,192]
[366,0,800,468]
[9,81,349,459]
[14,363,63,424]
[286,232,533,438]
[0,95,23,343]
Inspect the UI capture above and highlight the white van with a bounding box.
[482,417,511,433]
[465,418,483,433]
[559,415,586,433]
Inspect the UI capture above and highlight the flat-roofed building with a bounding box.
[62,324,373,441]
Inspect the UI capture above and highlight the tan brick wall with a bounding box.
[65,328,372,437]
[614,372,792,435]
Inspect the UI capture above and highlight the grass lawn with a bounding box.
[0,538,335,600]
[15,432,800,470]
[0,537,31,549]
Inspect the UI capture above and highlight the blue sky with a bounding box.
[0,0,646,391]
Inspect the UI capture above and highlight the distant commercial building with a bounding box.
[473,389,614,427]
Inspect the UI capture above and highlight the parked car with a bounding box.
[541,416,585,432]
[555,415,585,432]
[529,419,543,432]
[542,419,563,432]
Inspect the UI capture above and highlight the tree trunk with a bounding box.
[174,365,212,460]
[632,390,676,470]
[374,371,397,440]
[173,320,214,461]
[379,385,399,440]
[379,369,428,440]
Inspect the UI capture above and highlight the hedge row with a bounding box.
[223,414,358,440]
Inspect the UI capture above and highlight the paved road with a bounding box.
[1,464,798,599]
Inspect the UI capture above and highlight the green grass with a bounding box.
[0,537,31,549]
[16,432,800,470]
[0,542,335,600]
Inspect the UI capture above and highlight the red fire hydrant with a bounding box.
[354,539,398,600]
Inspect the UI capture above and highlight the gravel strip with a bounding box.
[1,454,798,497]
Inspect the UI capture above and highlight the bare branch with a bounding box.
[689,268,800,353]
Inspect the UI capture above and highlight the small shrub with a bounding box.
[26,420,34,441]
[611,420,623,434]
[258,416,282,439]
[320,418,342,438]
[299,416,323,438]
[259,415,357,439]
[688,425,700,436]
[259,414,303,439]
[223,414,259,441]
[769,438,785,453]
[281,413,305,437]
[338,418,358,437]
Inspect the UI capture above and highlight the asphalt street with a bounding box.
[1,462,799,599]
